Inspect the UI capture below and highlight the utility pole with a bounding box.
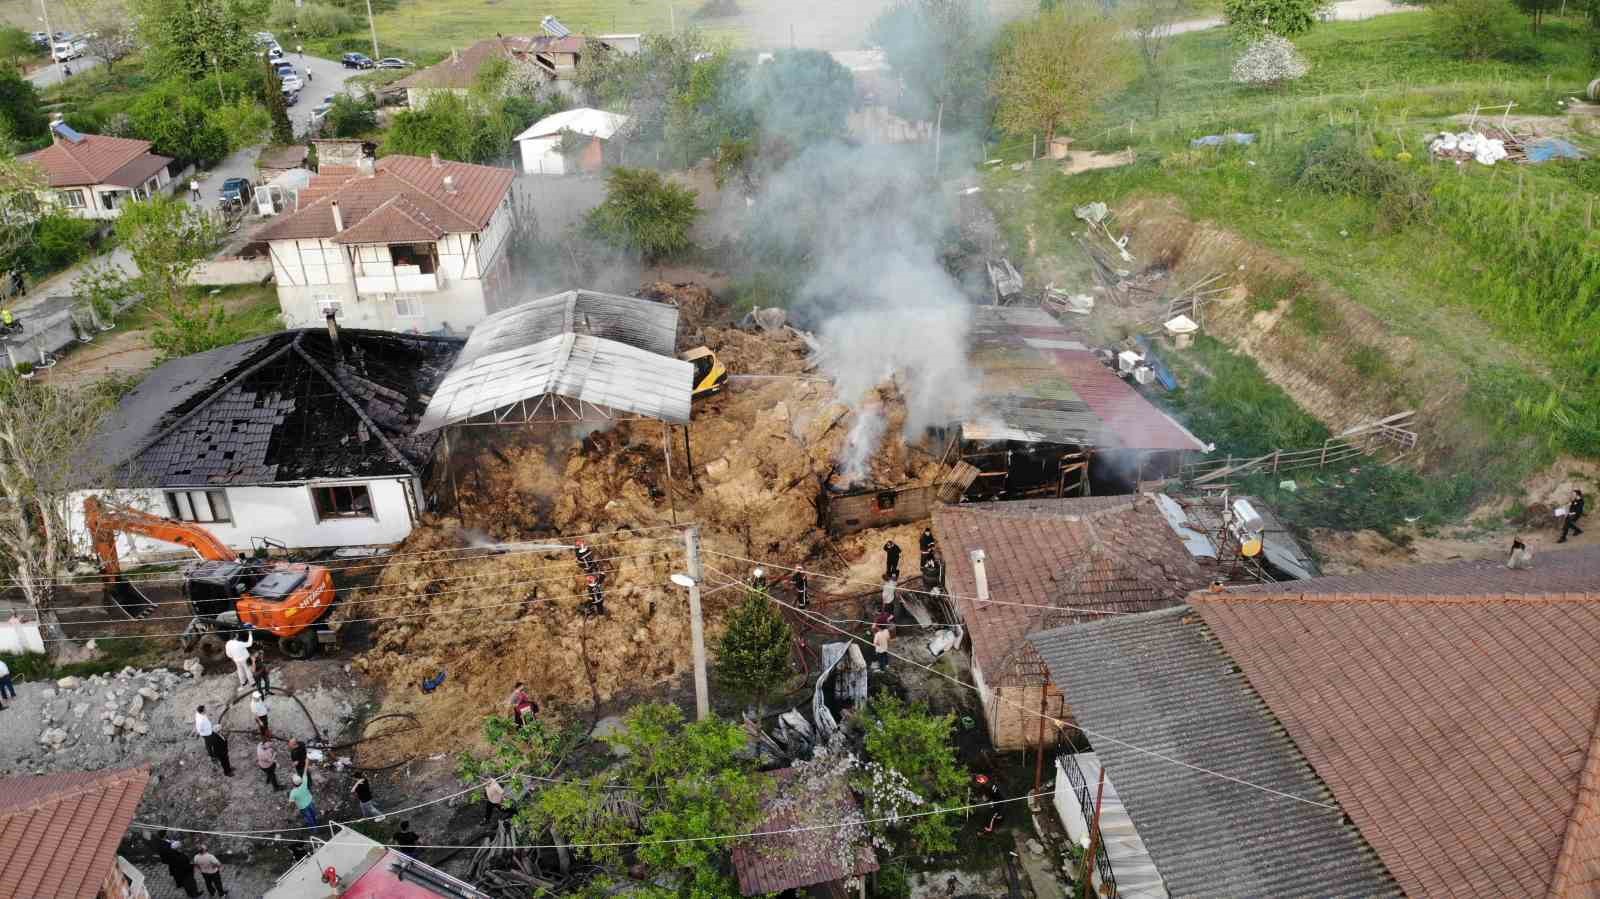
[38,0,60,82]
[684,526,709,720]
[364,0,380,61]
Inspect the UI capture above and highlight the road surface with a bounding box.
[1169,0,1409,34]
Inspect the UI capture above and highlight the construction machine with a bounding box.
[679,346,727,399]
[82,497,337,659]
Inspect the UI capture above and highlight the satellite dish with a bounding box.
[669,573,696,588]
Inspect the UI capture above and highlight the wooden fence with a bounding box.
[1179,411,1417,486]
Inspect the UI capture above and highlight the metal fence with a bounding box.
[1060,751,1117,897]
[1179,411,1418,487]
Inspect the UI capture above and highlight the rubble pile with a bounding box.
[350,320,943,754]
[24,666,184,766]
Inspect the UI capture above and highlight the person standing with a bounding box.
[0,656,13,705]
[509,682,537,727]
[189,178,201,202]
[574,538,597,575]
[250,692,271,739]
[288,737,308,780]
[882,540,902,581]
[289,775,318,828]
[482,778,505,824]
[919,528,937,568]
[351,774,381,817]
[872,620,892,672]
[257,738,280,789]
[583,573,606,616]
[224,629,254,688]
[880,578,896,618]
[1560,488,1586,543]
[195,705,233,776]
[250,651,271,697]
[159,834,201,898]
[792,566,809,608]
[393,820,421,850]
[192,845,225,897]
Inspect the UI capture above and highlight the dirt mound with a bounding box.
[352,325,946,753]
[638,281,717,338]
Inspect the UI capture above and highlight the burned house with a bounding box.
[932,495,1213,750]
[72,326,462,554]
[960,307,1206,498]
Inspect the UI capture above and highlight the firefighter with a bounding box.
[882,540,901,581]
[574,538,598,574]
[792,567,809,608]
[751,567,768,592]
[919,528,936,568]
[583,573,606,616]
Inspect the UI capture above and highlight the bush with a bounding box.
[324,94,377,137]
[1224,0,1328,40]
[1231,35,1310,86]
[1433,0,1526,60]
[269,0,356,39]
[1293,126,1435,231]
[26,214,98,274]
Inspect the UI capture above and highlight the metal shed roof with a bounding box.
[458,289,680,368]
[417,333,693,431]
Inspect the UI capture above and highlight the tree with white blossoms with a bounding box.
[1231,34,1310,87]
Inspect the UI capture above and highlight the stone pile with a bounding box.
[33,666,185,756]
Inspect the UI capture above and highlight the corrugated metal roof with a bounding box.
[418,333,693,431]
[0,767,151,899]
[515,108,629,141]
[965,307,1203,451]
[456,290,679,367]
[1029,608,1399,898]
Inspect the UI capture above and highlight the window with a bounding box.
[57,189,85,209]
[312,484,372,520]
[876,491,898,512]
[393,293,423,318]
[167,489,231,523]
[387,243,437,273]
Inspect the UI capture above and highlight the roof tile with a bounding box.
[0,767,150,899]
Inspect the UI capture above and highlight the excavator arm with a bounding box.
[82,495,237,575]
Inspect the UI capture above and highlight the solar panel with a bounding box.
[52,122,86,143]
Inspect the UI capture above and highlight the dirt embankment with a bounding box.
[1114,195,1533,474]
[351,317,945,754]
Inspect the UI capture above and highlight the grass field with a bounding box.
[987,9,1600,510]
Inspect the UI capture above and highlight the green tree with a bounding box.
[1224,0,1327,40]
[210,96,272,150]
[586,167,699,264]
[1126,0,1192,116]
[663,51,754,168]
[264,59,293,144]
[0,28,35,75]
[529,703,765,896]
[993,7,1131,145]
[325,95,378,138]
[855,695,969,855]
[748,49,857,148]
[0,73,46,146]
[114,197,226,358]
[714,589,794,715]
[133,0,268,83]
[80,0,139,74]
[381,92,521,163]
[1512,0,1559,33]
[869,0,991,132]
[128,82,230,164]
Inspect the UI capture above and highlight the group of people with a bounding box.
[157,834,227,898]
[574,539,607,616]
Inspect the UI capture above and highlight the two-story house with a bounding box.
[20,120,173,220]
[392,34,604,108]
[253,153,523,333]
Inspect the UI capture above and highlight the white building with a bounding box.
[72,327,463,556]
[516,108,629,175]
[19,121,173,220]
[253,153,524,334]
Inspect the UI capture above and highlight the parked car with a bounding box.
[219,178,254,206]
[341,52,374,69]
[266,46,284,60]
[30,32,49,48]
[376,57,412,69]
[283,87,301,106]
[280,73,304,92]
[51,40,85,61]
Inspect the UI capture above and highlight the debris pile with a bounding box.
[1428,130,1513,165]
[20,667,182,768]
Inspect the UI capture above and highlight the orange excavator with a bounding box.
[83,496,337,659]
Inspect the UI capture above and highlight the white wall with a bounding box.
[275,279,485,333]
[0,612,45,654]
[68,477,422,557]
[518,137,566,175]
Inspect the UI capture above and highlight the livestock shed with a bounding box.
[962,307,1206,498]
[515,108,629,175]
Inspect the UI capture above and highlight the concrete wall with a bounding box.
[0,612,45,654]
[974,657,1064,751]
[189,256,274,286]
[519,136,566,175]
[68,477,422,556]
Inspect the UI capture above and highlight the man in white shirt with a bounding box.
[194,705,233,776]
[250,693,270,739]
[0,657,11,709]
[224,629,254,688]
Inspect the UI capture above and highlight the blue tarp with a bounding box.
[1526,137,1587,163]
[1190,132,1256,148]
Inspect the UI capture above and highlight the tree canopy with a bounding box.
[747,49,857,147]
[113,197,229,358]
[869,0,992,129]
[993,7,1132,143]
[1224,0,1327,40]
[128,81,231,165]
[713,588,795,714]
[132,0,268,81]
[586,167,699,264]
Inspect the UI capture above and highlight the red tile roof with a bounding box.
[1190,544,1600,899]
[0,767,151,899]
[933,496,1210,678]
[731,768,877,896]
[253,155,514,243]
[21,130,169,189]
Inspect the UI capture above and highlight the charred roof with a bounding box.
[93,329,463,486]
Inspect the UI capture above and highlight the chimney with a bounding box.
[970,549,989,607]
[330,200,344,233]
[430,152,441,168]
[325,311,342,360]
[49,113,63,143]
[443,174,457,194]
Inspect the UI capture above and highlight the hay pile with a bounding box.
[351,323,942,753]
